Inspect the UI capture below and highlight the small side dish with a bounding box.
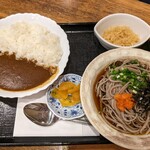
[51,81,80,107]
[102,25,140,46]
[94,13,150,50]
[47,74,84,120]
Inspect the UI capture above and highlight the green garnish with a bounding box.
[110,67,148,93]
[110,60,150,113]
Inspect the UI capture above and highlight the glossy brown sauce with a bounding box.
[0,53,55,91]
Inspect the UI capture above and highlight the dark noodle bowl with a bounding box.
[94,58,150,135]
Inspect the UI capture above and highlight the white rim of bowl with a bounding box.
[80,48,150,150]
[94,13,150,48]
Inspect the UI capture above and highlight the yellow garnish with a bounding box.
[68,84,80,93]
[51,81,80,107]
[51,88,68,99]
[58,81,75,91]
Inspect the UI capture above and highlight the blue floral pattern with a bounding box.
[47,74,84,120]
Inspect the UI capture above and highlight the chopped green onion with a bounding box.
[110,61,148,92]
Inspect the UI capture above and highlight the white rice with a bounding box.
[0,21,63,68]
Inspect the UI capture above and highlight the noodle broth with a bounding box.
[93,68,108,111]
[94,58,150,135]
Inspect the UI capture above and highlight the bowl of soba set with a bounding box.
[80,48,150,150]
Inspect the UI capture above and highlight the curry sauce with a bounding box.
[0,53,55,91]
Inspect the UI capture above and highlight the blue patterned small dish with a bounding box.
[47,74,84,120]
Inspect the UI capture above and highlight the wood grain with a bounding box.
[0,144,128,150]
[0,0,150,24]
[0,0,149,150]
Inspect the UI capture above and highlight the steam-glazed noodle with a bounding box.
[95,59,150,135]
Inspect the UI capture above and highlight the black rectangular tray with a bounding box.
[0,23,149,146]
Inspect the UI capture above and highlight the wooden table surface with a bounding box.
[0,0,150,24]
[0,0,149,150]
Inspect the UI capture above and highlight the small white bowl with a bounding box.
[94,13,150,50]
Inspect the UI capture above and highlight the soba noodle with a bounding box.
[95,59,150,135]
